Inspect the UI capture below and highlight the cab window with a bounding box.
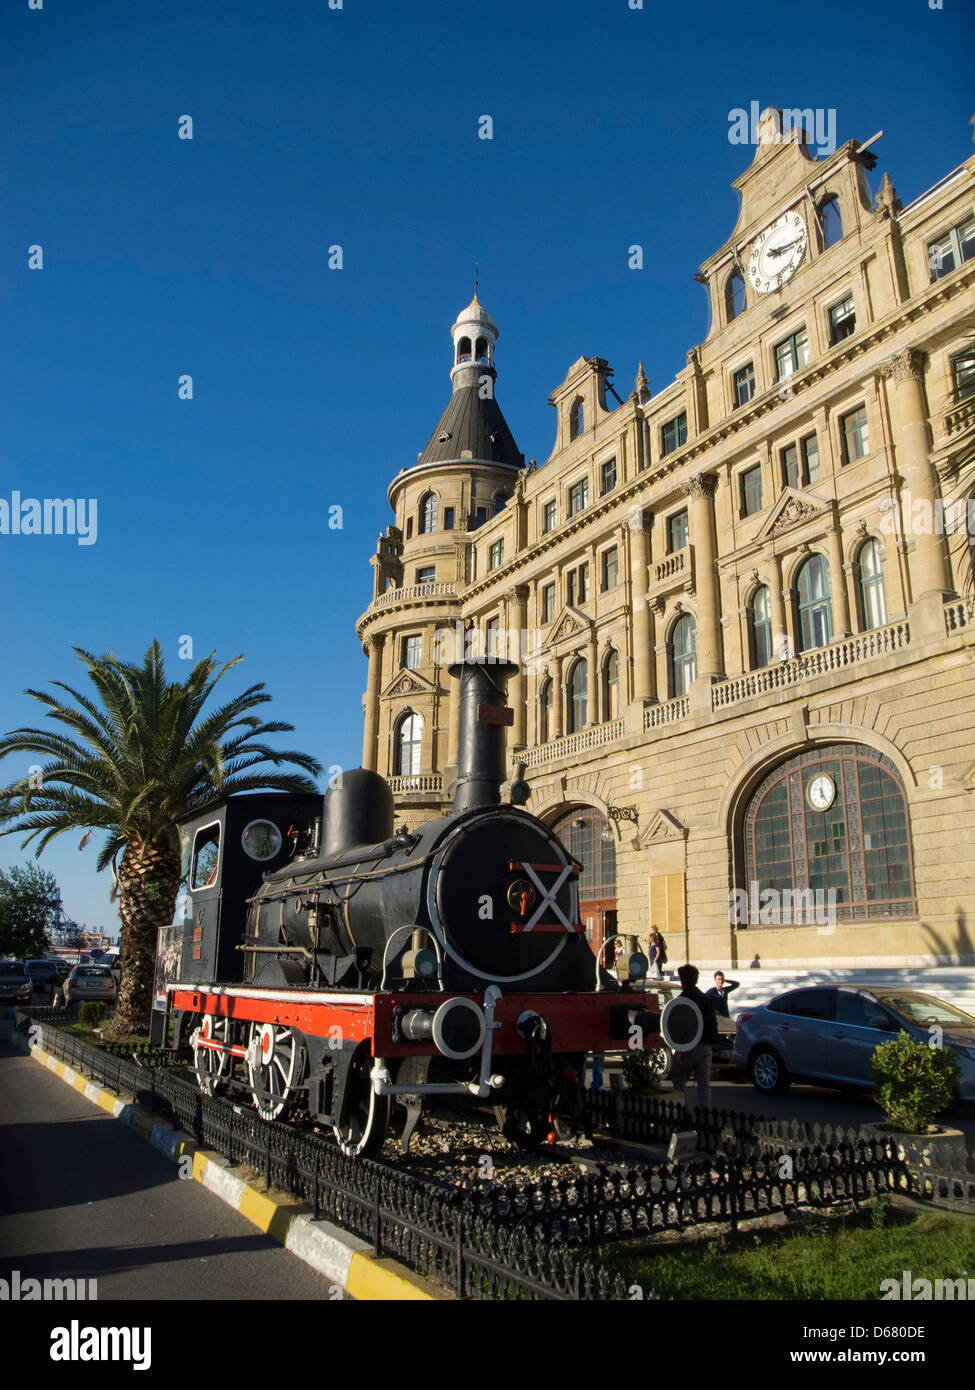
[191,825,220,889]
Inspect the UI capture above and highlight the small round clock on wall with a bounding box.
[747,211,808,295]
[806,774,836,812]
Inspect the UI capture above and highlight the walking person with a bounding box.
[705,970,740,1018]
[646,927,667,980]
[668,964,719,1111]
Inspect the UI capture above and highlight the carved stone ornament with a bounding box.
[395,676,417,693]
[854,519,868,537]
[770,497,817,535]
[681,472,717,501]
[881,349,924,385]
[749,568,760,584]
[554,616,579,641]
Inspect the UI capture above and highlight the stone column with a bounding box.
[361,633,385,770]
[552,655,564,739]
[682,472,724,680]
[881,349,951,598]
[627,512,653,701]
[768,556,790,661]
[586,632,599,725]
[506,585,529,749]
[827,520,851,637]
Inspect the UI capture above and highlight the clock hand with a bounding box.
[768,239,802,258]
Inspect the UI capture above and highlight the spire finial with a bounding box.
[474,260,479,302]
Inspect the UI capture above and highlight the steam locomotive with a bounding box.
[151,660,665,1156]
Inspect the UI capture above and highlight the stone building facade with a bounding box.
[355,110,975,974]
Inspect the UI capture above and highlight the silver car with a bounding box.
[0,960,33,1004]
[64,964,117,1006]
[734,985,975,1101]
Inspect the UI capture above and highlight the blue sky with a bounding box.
[1,0,973,933]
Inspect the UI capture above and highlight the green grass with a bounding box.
[602,1205,975,1300]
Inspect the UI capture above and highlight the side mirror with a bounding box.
[869,1013,893,1031]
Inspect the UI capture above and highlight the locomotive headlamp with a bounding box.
[413,949,437,978]
[627,952,649,979]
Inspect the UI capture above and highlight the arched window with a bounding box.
[602,649,619,720]
[419,493,438,534]
[819,196,843,249]
[552,808,616,903]
[795,555,832,651]
[856,538,887,631]
[538,677,552,743]
[493,491,506,514]
[670,613,697,697]
[750,586,773,669]
[726,272,747,321]
[396,711,423,777]
[456,337,471,364]
[569,397,584,440]
[567,658,588,733]
[742,744,916,923]
[475,336,489,363]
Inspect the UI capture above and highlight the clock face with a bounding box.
[806,774,836,812]
[241,819,283,862]
[747,211,808,295]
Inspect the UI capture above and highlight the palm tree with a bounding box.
[0,642,322,1036]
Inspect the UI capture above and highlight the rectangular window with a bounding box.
[775,328,810,380]
[486,617,500,658]
[733,363,755,408]
[841,406,870,464]
[543,499,557,533]
[567,570,577,607]
[740,465,763,517]
[952,350,975,401]
[601,546,619,591]
[406,517,414,539]
[802,434,820,484]
[488,539,504,570]
[474,507,488,529]
[578,562,589,603]
[541,582,556,623]
[781,443,800,490]
[567,564,589,607]
[661,412,688,456]
[667,509,689,553]
[829,296,856,345]
[443,507,455,530]
[416,565,436,584]
[403,635,422,670]
[568,478,589,516]
[600,457,617,494]
[928,216,975,280]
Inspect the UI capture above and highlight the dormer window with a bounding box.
[569,397,584,440]
[726,272,747,321]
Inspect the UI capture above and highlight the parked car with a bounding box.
[644,979,738,1076]
[63,964,117,1007]
[25,958,71,999]
[0,960,34,1004]
[734,985,975,1101]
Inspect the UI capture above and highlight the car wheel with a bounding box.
[750,1046,790,1096]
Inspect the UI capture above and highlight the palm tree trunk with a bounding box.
[106,840,181,1037]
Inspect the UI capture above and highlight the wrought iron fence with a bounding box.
[21,1019,970,1300]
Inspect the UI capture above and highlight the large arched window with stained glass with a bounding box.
[795,555,833,651]
[742,743,916,925]
[396,711,424,777]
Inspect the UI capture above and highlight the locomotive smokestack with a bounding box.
[448,658,519,813]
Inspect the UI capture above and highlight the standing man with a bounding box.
[706,970,740,1018]
[668,964,719,1111]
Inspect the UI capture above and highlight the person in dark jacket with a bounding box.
[668,964,719,1110]
[705,971,740,1019]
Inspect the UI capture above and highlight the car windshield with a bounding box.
[878,993,975,1029]
[0,962,28,976]
[76,966,112,978]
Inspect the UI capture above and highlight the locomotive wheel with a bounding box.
[246,1022,305,1122]
[193,1014,232,1096]
[333,1045,391,1158]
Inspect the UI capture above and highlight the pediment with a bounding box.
[382,668,437,700]
[639,808,688,846]
[758,488,828,541]
[546,605,591,645]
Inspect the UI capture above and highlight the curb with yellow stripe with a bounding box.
[18,1035,447,1301]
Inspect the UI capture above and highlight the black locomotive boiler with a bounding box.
[156,660,663,1155]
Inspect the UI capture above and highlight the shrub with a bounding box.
[78,1001,108,1029]
[621,1047,667,1095]
[870,1030,958,1133]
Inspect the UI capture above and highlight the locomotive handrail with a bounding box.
[379,923,444,991]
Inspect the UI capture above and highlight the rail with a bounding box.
[372,583,457,609]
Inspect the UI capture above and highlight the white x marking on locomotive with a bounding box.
[519,862,576,932]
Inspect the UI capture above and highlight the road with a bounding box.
[0,1041,345,1300]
